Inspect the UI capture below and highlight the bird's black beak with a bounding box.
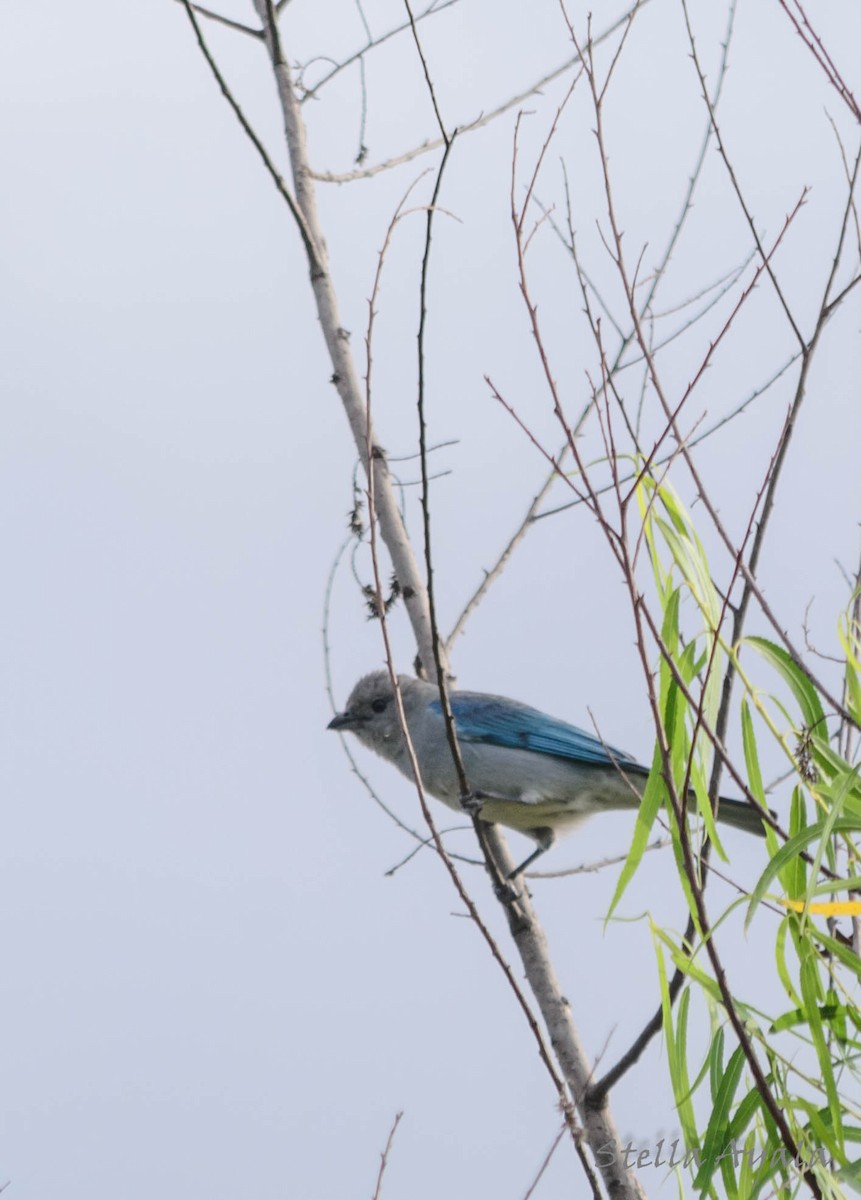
[327,711,359,731]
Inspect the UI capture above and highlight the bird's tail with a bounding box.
[714,796,771,837]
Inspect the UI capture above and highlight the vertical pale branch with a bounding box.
[250,0,437,673]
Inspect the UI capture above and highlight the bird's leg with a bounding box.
[494,842,548,903]
[507,828,556,881]
[507,844,547,880]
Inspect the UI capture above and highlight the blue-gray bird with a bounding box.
[327,671,767,876]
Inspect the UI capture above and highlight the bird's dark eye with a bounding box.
[371,697,389,714]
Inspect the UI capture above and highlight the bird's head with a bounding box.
[327,670,407,755]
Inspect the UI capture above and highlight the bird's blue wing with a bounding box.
[432,693,645,771]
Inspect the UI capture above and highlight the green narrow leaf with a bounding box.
[785,787,808,900]
[736,1130,759,1200]
[689,760,725,859]
[846,664,861,728]
[838,602,861,726]
[606,750,666,920]
[811,929,861,984]
[726,1086,762,1141]
[637,474,672,603]
[825,988,847,1043]
[678,638,699,686]
[606,587,681,918]
[808,873,861,898]
[653,935,699,1152]
[741,698,781,865]
[799,944,843,1155]
[834,1158,861,1193]
[794,1098,845,1165]
[653,928,724,1005]
[745,817,861,930]
[741,700,766,807]
[657,517,721,628]
[695,1044,746,1192]
[655,477,690,536]
[770,1006,808,1033]
[774,918,802,1008]
[653,478,721,623]
[746,636,827,732]
[813,743,861,813]
[709,1026,726,1103]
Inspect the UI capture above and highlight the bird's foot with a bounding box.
[460,790,485,817]
[493,877,522,904]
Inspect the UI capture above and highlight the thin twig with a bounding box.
[681,0,805,348]
[528,837,670,880]
[774,0,861,122]
[298,0,459,101]
[311,0,654,183]
[404,0,448,141]
[371,1111,403,1200]
[445,449,567,651]
[172,0,262,37]
[521,1125,571,1200]
[179,0,318,265]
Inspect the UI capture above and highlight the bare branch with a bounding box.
[179,0,317,263]
[774,0,861,122]
[529,836,670,880]
[172,0,262,37]
[298,0,459,101]
[311,0,653,183]
[371,1111,403,1200]
[445,451,568,652]
[522,1129,566,1200]
[681,0,806,348]
[404,0,449,143]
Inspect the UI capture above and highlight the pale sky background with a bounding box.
[2,2,861,1198]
